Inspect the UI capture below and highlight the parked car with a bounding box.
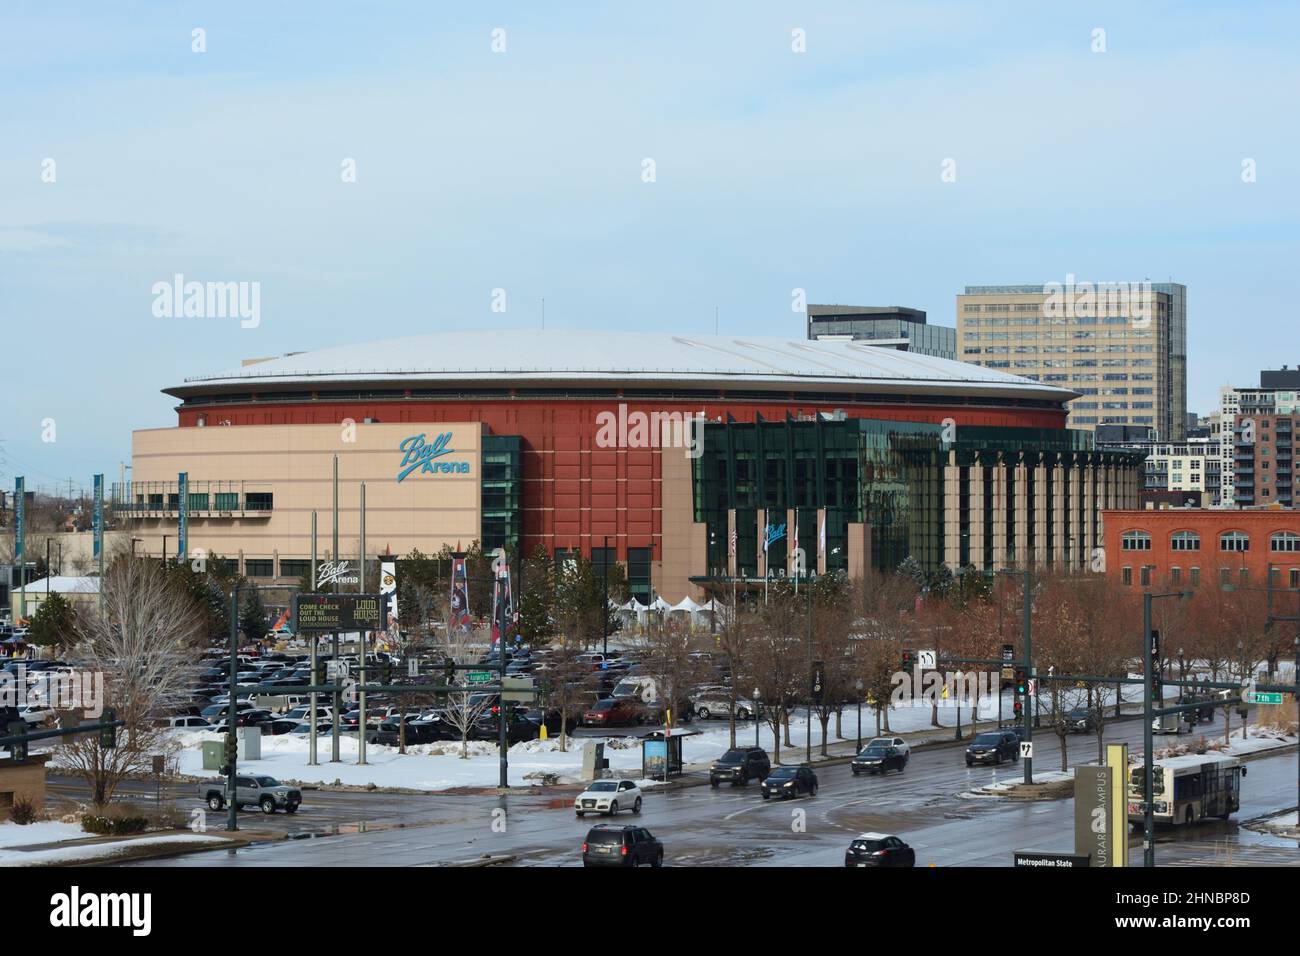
[574,779,643,817]
[167,715,213,730]
[468,711,538,744]
[581,825,663,867]
[851,741,908,775]
[709,747,770,787]
[844,832,915,867]
[692,688,755,721]
[368,718,450,746]
[760,764,818,799]
[582,697,643,728]
[199,775,301,814]
[17,704,55,727]
[965,730,1020,766]
[257,718,301,736]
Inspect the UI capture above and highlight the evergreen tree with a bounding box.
[28,591,79,649]
[240,588,270,643]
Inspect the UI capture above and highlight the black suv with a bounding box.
[582,825,663,867]
[965,730,1020,766]
[851,742,907,775]
[709,747,771,787]
[1063,708,1096,734]
[760,764,818,799]
[844,833,915,867]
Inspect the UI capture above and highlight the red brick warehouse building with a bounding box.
[1103,507,1300,591]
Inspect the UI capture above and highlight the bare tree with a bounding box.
[56,558,205,806]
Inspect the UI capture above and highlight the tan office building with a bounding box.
[956,282,1187,441]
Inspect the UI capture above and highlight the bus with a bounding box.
[1127,753,1246,827]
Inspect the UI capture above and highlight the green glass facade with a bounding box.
[481,434,522,553]
[693,415,1141,577]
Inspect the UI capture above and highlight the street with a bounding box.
[98,716,1299,868]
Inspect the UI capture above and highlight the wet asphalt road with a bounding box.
[98,715,1300,868]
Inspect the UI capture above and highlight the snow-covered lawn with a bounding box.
[135,693,1034,793]
[1156,725,1297,760]
[0,821,224,866]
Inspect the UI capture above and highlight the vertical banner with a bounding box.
[14,477,25,619]
[92,474,104,559]
[380,560,398,633]
[491,562,513,646]
[14,477,25,568]
[176,471,188,564]
[449,554,471,632]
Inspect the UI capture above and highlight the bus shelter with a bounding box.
[641,729,699,781]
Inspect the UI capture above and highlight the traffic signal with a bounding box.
[99,708,117,749]
[1013,699,1023,718]
[1014,668,1028,696]
[7,720,28,762]
[901,650,915,672]
[444,657,456,683]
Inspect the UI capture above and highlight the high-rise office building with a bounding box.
[1218,368,1300,508]
[806,305,956,360]
[956,281,1187,441]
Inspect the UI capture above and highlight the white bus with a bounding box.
[1127,753,1245,827]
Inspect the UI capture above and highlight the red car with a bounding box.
[582,698,643,727]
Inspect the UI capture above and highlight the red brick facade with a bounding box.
[1103,508,1300,590]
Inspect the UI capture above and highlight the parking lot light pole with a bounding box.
[855,679,863,753]
[1142,588,1191,868]
[753,688,761,749]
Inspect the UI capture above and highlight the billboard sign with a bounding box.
[293,594,383,632]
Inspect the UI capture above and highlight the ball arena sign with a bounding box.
[396,432,471,481]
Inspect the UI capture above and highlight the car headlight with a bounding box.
[783,781,794,787]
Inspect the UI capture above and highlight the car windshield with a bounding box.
[767,767,796,778]
[588,782,618,792]
[591,700,614,711]
[861,745,888,756]
[717,750,746,763]
[254,776,279,787]
[973,733,1001,745]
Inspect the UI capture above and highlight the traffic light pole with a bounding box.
[1142,591,1154,867]
[1020,568,1033,786]
[227,585,240,832]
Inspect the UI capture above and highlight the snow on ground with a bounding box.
[0,821,224,866]
[1156,725,1297,760]
[0,820,86,849]
[138,690,1069,792]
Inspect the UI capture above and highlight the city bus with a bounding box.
[1127,753,1246,827]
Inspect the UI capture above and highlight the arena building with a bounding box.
[120,329,1145,602]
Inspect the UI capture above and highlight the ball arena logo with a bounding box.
[396,433,471,481]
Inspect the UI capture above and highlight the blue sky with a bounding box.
[3,1,1298,491]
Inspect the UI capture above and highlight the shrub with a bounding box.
[8,796,40,825]
[82,802,150,835]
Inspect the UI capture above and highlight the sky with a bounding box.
[2,1,1298,493]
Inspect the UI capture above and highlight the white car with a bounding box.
[575,779,643,817]
[18,704,55,726]
[867,736,910,758]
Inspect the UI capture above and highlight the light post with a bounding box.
[601,535,610,660]
[1141,588,1190,868]
[855,679,863,753]
[995,567,1034,785]
[753,687,761,749]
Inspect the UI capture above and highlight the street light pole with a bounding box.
[1142,590,1155,868]
[602,535,609,660]
[753,688,761,749]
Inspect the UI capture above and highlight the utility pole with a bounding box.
[331,454,340,763]
[358,481,367,766]
[602,535,610,659]
[309,510,318,766]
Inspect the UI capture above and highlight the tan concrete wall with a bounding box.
[658,445,700,602]
[128,423,483,567]
[0,756,49,821]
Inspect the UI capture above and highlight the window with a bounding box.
[1121,531,1152,551]
[1291,569,1299,589]
[245,492,274,511]
[1190,567,1200,586]
[245,560,274,577]
[1122,567,1133,586]
[1171,567,1181,585]
[215,492,238,511]
[1220,568,1231,586]
[279,560,309,579]
[1171,531,1200,551]
[1270,532,1300,552]
[1220,531,1250,552]
[1140,566,1152,587]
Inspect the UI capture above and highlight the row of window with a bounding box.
[1120,530,1300,552]
[1122,566,1300,588]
